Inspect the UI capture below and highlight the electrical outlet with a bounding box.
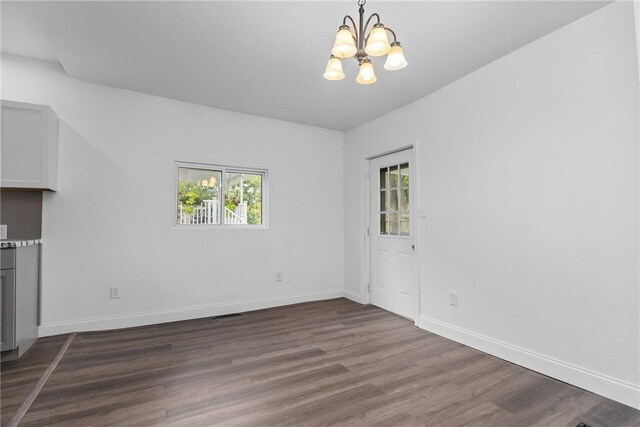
[0,225,7,240]
[449,292,458,307]
[110,287,120,299]
[275,271,283,282]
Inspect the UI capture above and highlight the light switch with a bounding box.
[0,225,7,240]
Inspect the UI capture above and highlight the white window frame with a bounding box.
[174,161,269,229]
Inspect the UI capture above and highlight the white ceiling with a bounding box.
[1,1,608,130]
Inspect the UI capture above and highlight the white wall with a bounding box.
[344,2,639,408]
[2,54,344,334]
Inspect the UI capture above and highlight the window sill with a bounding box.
[173,224,269,230]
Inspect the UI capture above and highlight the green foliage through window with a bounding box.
[225,173,262,225]
[176,165,264,226]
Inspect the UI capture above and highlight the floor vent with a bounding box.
[211,313,243,319]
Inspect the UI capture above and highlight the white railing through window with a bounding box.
[225,202,247,224]
[178,200,248,225]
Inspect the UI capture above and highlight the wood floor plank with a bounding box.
[1,298,637,426]
[0,334,70,427]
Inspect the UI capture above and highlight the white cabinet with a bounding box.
[1,100,58,191]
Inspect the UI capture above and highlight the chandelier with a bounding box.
[324,0,407,84]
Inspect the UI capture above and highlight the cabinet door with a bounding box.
[1,100,58,190]
[0,269,16,351]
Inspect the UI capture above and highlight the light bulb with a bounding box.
[323,56,345,81]
[331,26,357,59]
[365,24,391,57]
[356,59,377,85]
[384,42,408,71]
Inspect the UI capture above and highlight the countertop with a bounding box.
[0,239,42,249]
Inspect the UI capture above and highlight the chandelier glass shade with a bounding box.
[365,24,391,57]
[332,27,358,58]
[323,56,346,81]
[324,0,407,84]
[384,42,408,71]
[355,59,377,84]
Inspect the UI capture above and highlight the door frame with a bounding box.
[363,139,421,325]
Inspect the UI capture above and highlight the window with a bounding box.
[175,162,266,227]
[379,162,409,236]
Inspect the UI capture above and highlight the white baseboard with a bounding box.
[343,289,363,303]
[419,316,640,409]
[38,290,344,337]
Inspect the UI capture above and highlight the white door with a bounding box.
[369,149,416,320]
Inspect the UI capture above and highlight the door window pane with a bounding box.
[400,163,409,187]
[389,189,398,211]
[177,167,221,224]
[389,165,398,188]
[377,162,409,237]
[400,213,409,236]
[401,188,409,212]
[224,172,263,225]
[379,168,388,190]
[380,213,388,235]
[388,213,399,235]
[380,190,387,211]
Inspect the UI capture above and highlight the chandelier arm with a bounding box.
[358,4,365,50]
[384,27,398,43]
[362,13,381,39]
[342,14,358,35]
[342,15,359,44]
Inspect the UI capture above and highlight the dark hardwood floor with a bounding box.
[1,298,639,426]
[1,334,70,426]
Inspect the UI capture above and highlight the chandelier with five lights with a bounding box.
[324,0,407,84]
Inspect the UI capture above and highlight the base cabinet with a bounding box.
[0,246,39,361]
[0,269,16,351]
